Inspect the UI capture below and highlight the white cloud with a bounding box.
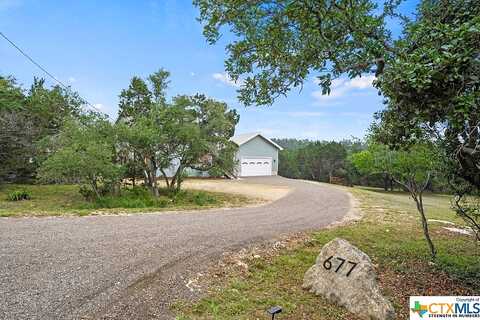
[348,76,376,89]
[68,77,76,83]
[93,103,104,110]
[212,72,243,88]
[190,72,196,77]
[312,75,376,105]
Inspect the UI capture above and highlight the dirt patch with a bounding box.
[181,232,312,296]
[181,178,291,202]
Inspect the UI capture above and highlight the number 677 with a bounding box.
[323,256,358,277]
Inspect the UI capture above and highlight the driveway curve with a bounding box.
[0,177,351,320]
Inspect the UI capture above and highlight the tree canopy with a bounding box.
[194,0,398,106]
[118,69,170,125]
[0,76,83,183]
[117,70,239,195]
[194,0,479,182]
[38,113,122,199]
[351,142,441,257]
[2,68,240,200]
[372,0,480,187]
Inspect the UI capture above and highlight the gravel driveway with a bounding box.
[0,177,351,320]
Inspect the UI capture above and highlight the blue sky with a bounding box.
[0,0,419,141]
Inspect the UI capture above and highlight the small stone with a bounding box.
[303,238,395,320]
[236,261,248,270]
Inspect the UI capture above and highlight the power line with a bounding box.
[0,31,105,115]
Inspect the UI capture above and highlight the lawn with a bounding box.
[0,183,256,217]
[173,186,480,320]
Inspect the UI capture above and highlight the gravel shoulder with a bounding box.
[0,177,351,320]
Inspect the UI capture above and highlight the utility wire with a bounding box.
[0,31,105,115]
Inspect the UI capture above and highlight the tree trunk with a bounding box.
[393,176,436,259]
[170,165,184,192]
[175,174,183,191]
[415,193,436,259]
[132,152,137,187]
[160,168,170,188]
[151,177,159,197]
[90,178,101,200]
[143,170,148,185]
[112,181,121,196]
[452,191,480,242]
[150,157,159,197]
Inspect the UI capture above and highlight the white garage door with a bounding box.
[240,158,272,177]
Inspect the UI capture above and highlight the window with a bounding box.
[257,162,262,165]
[249,162,255,165]
[263,162,269,165]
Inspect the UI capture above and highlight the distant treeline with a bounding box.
[272,138,447,191]
[272,138,364,184]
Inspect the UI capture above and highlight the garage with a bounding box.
[240,157,272,177]
[230,132,283,177]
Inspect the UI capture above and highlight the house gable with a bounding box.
[230,132,283,151]
[235,135,280,175]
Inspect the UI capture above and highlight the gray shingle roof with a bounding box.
[230,132,283,150]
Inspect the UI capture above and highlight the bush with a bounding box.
[193,192,216,206]
[126,186,151,198]
[208,167,226,178]
[77,186,220,210]
[7,190,31,201]
[78,184,114,201]
[79,185,96,201]
[90,194,170,209]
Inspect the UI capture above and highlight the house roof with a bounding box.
[230,132,284,150]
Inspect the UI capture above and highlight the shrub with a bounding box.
[79,184,113,201]
[7,190,31,201]
[89,194,170,209]
[193,192,216,206]
[208,167,226,178]
[126,186,151,198]
[79,187,218,209]
[79,185,96,201]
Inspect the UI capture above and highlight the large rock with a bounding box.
[303,238,395,320]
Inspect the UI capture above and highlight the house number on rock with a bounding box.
[303,239,395,319]
[322,256,358,277]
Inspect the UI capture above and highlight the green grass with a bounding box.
[0,184,254,217]
[174,186,480,320]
